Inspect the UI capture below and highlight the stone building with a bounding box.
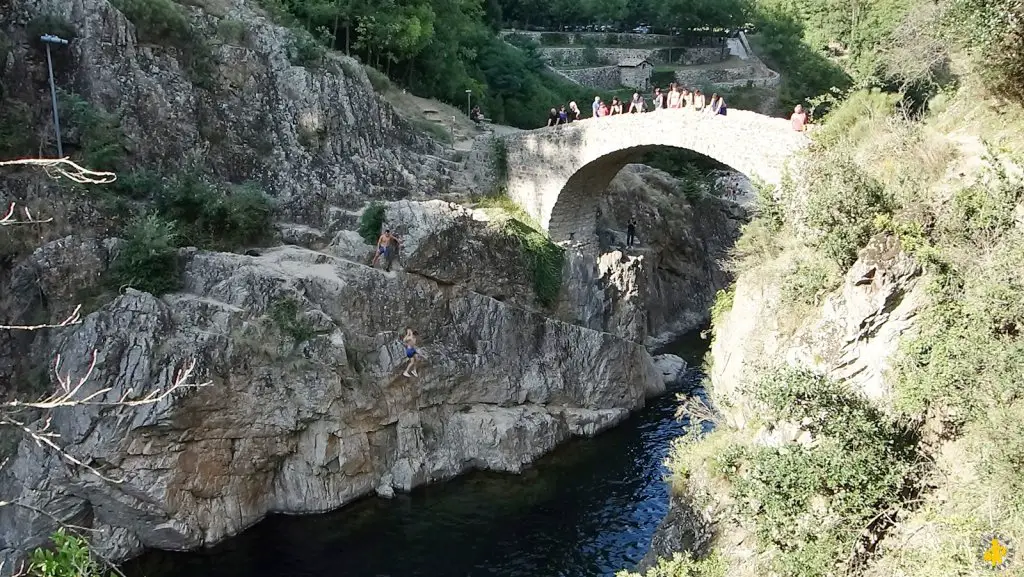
[618,57,654,91]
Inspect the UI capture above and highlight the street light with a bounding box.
[40,34,69,158]
[465,89,472,117]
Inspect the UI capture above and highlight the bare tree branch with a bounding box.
[0,202,53,227]
[0,305,83,332]
[1,355,210,483]
[0,158,117,185]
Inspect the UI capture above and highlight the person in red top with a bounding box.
[791,104,809,132]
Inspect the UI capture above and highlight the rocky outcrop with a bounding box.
[636,493,714,572]
[0,0,462,249]
[711,233,925,428]
[0,203,663,568]
[558,165,746,346]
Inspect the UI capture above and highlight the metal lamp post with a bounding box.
[465,89,472,117]
[40,34,69,158]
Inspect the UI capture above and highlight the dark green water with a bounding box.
[125,334,708,577]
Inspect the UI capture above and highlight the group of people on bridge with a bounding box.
[546,83,728,126]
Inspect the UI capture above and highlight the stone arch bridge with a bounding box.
[502,110,809,241]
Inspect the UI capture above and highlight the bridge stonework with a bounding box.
[502,110,809,241]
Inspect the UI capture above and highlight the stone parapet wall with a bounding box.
[502,30,683,47]
[538,46,729,67]
[652,47,728,65]
[502,110,810,241]
[557,66,622,90]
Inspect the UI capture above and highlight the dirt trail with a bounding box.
[384,89,523,150]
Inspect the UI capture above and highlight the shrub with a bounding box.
[358,202,386,244]
[216,18,248,45]
[726,367,919,577]
[220,183,275,246]
[811,89,903,149]
[490,137,509,186]
[0,100,35,159]
[798,153,891,266]
[363,65,391,92]
[59,91,125,171]
[581,42,602,66]
[616,551,727,577]
[710,286,735,327]
[409,118,453,144]
[779,255,840,306]
[110,0,191,45]
[289,28,325,67]
[153,175,274,249]
[28,529,109,577]
[108,214,181,296]
[943,0,1024,105]
[269,297,315,345]
[502,218,564,306]
[27,14,77,42]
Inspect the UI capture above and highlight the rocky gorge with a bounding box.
[0,0,751,571]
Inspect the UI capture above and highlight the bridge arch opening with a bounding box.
[546,146,742,243]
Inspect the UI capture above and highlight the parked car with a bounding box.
[632,25,650,34]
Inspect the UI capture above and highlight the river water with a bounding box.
[125,333,708,577]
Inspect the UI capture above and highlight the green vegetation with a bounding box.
[675,47,1024,576]
[59,91,126,172]
[617,551,727,577]
[26,14,77,42]
[152,175,274,250]
[503,218,564,307]
[473,194,563,306]
[108,214,182,296]
[28,529,109,577]
[216,19,249,45]
[269,297,316,345]
[709,286,734,327]
[358,202,387,244]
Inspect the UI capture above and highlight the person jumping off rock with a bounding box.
[402,327,421,377]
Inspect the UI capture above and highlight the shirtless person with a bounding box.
[371,229,392,267]
[402,327,421,377]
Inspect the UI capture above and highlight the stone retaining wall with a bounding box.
[538,46,729,67]
[557,66,622,89]
[673,63,780,90]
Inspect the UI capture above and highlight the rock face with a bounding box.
[0,0,462,244]
[0,203,663,568]
[711,233,926,428]
[558,165,746,346]
[636,493,714,573]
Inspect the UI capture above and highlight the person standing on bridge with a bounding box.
[791,104,809,132]
[627,219,637,247]
[629,92,645,113]
[652,87,665,110]
[709,93,727,116]
[568,101,582,122]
